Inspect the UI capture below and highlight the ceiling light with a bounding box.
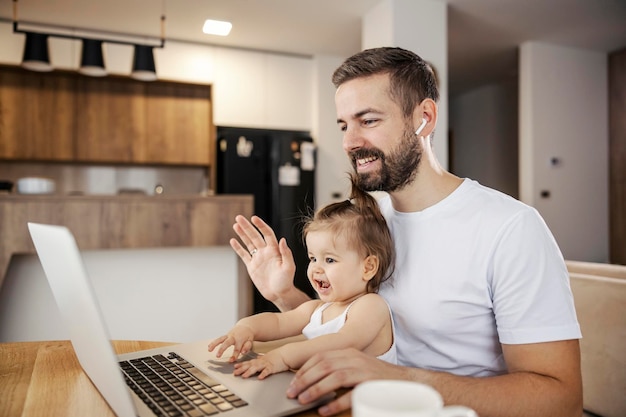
[131,45,157,82]
[202,19,232,36]
[13,0,165,81]
[79,39,107,77]
[21,32,52,72]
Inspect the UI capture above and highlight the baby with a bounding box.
[208,178,396,379]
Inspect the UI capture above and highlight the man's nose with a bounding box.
[342,125,364,153]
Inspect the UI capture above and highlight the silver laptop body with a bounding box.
[28,222,326,417]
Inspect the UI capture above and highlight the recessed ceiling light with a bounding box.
[202,19,232,36]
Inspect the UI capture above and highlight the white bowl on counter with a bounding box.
[16,177,56,195]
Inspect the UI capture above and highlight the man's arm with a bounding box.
[288,339,582,417]
[405,339,582,417]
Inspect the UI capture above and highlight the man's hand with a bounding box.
[286,348,405,416]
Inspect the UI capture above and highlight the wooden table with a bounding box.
[0,340,351,417]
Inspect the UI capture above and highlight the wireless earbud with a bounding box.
[415,118,427,136]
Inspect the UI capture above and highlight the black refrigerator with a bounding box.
[216,126,316,313]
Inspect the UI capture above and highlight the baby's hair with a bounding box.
[303,175,395,293]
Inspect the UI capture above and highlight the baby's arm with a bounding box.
[234,293,391,379]
[208,300,321,362]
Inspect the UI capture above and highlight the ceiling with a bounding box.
[3,0,626,96]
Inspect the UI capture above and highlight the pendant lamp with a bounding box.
[22,32,52,72]
[13,0,165,81]
[131,45,157,81]
[79,39,107,77]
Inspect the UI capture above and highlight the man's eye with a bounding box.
[338,125,347,132]
[362,119,378,126]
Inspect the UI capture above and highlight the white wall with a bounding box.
[450,78,518,198]
[362,0,449,169]
[520,42,609,262]
[312,55,354,208]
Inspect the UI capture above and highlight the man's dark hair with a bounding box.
[332,47,439,118]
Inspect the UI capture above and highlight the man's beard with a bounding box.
[349,127,422,192]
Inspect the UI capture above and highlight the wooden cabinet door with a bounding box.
[140,82,211,165]
[0,68,75,160]
[74,77,146,163]
[1,67,212,166]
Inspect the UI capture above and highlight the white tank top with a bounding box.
[301,299,397,364]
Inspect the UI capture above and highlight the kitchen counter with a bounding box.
[0,194,253,288]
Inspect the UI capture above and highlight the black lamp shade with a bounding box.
[131,45,157,81]
[22,32,53,72]
[79,39,107,77]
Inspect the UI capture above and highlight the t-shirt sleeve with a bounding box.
[490,207,581,344]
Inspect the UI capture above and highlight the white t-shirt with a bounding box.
[378,178,581,377]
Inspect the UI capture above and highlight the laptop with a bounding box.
[27,222,329,417]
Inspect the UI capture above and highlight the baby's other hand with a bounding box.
[233,352,288,379]
[207,326,254,362]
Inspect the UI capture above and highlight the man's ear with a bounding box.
[413,98,437,137]
[363,255,380,281]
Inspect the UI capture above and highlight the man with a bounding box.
[229,47,582,417]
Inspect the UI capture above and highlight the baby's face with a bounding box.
[305,230,370,303]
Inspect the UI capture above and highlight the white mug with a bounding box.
[352,380,477,417]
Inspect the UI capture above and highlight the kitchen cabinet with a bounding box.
[141,82,212,164]
[212,49,312,130]
[75,76,145,162]
[0,194,253,290]
[0,65,212,166]
[0,68,75,160]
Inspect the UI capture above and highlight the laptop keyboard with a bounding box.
[120,352,248,416]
